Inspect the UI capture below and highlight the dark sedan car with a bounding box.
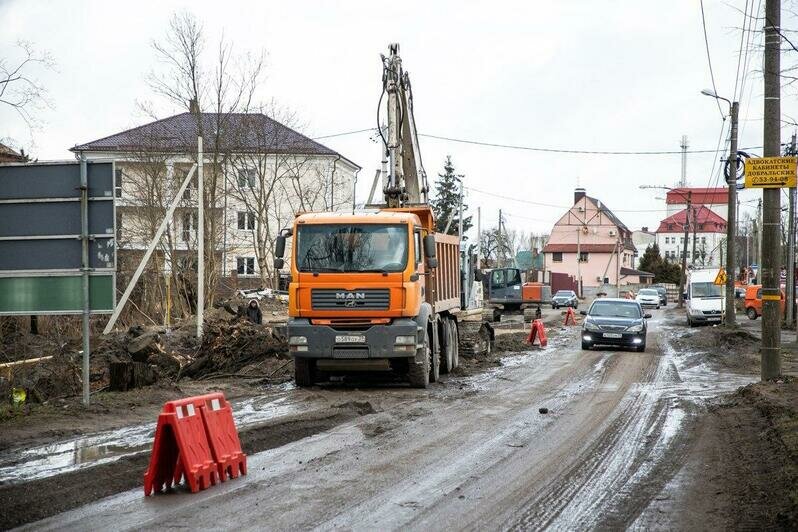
[551,290,578,309]
[651,285,668,306]
[580,298,651,352]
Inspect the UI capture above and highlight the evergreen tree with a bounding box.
[638,243,681,284]
[431,156,473,238]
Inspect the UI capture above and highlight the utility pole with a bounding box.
[576,226,582,298]
[725,101,740,326]
[197,136,204,339]
[476,206,482,268]
[498,209,503,267]
[680,135,689,187]
[786,133,797,328]
[457,180,464,240]
[761,0,782,380]
[691,204,697,266]
[678,192,692,308]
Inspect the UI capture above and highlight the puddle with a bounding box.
[0,383,301,485]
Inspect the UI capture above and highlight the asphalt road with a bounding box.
[22,309,753,531]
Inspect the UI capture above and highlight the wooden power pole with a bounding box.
[761,0,782,380]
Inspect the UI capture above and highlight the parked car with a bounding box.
[651,285,668,306]
[580,298,651,352]
[743,284,785,320]
[635,288,661,309]
[551,290,578,309]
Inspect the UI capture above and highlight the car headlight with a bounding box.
[584,321,601,332]
[395,335,416,345]
[626,324,643,332]
[689,308,704,316]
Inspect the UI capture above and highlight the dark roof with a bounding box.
[586,196,629,234]
[71,112,360,168]
[620,266,655,278]
[0,143,26,163]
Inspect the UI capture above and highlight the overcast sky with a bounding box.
[2,0,795,241]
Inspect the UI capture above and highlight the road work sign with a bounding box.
[744,156,797,188]
[713,268,727,286]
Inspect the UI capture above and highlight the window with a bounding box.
[181,171,197,200]
[680,237,685,244]
[182,212,197,242]
[701,237,706,244]
[236,257,255,275]
[668,224,674,230]
[114,168,123,198]
[578,251,589,263]
[295,224,408,273]
[552,252,563,263]
[237,211,255,230]
[506,268,522,287]
[664,237,669,244]
[699,223,705,230]
[490,269,506,288]
[237,169,257,188]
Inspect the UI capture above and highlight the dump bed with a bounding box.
[430,232,461,313]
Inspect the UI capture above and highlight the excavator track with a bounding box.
[458,319,494,356]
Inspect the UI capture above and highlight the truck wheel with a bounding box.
[429,324,440,383]
[294,358,316,387]
[450,320,459,370]
[408,328,430,388]
[439,319,453,374]
[746,307,758,320]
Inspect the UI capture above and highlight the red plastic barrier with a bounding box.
[144,400,218,495]
[526,319,548,347]
[143,392,247,495]
[199,393,247,481]
[564,307,576,326]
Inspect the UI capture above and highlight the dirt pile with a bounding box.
[696,377,798,529]
[671,326,760,373]
[179,320,289,380]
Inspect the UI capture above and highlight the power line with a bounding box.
[700,0,726,119]
[466,185,672,213]
[311,126,763,155]
[311,127,377,140]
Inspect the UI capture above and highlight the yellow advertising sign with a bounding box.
[713,268,727,286]
[744,156,797,188]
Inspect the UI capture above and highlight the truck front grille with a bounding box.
[311,289,390,310]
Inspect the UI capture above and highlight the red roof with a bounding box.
[542,244,618,253]
[666,187,727,206]
[656,206,727,233]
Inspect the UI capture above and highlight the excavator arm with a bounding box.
[381,43,429,207]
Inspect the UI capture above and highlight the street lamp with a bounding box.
[701,88,739,327]
[640,185,693,309]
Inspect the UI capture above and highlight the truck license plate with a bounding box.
[603,333,623,338]
[336,335,366,343]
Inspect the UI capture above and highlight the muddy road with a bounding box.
[5,309,781,530]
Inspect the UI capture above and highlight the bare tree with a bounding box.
[146,11,267,305]
[0,40,55,142]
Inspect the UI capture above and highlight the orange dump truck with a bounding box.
[274,206,489,388]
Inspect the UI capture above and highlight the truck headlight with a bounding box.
[584,321,601,332]
[626,324,643,333]
[289,336,307,345]
[395,335,416,345]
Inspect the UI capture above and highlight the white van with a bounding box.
[686,268,724,326]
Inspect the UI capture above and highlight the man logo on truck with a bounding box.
[336,292,366,307]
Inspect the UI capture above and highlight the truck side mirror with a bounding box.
[423,235,438,268]
[274,234,287,269]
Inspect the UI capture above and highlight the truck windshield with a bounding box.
[296,224,408,273]
[691,282,723,298]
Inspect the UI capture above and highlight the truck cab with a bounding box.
[275,207,465,388]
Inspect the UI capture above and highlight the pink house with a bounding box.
[542,188,652,296]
